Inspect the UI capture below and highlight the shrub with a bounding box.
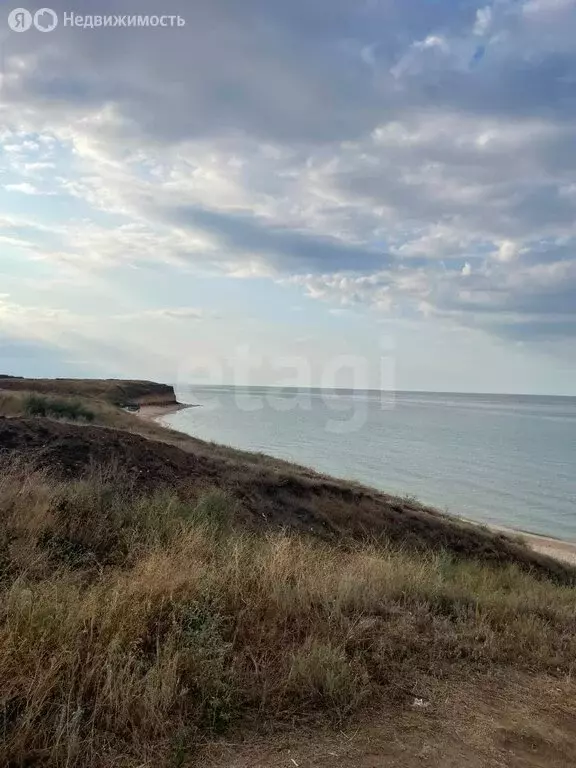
[24,394,95,422]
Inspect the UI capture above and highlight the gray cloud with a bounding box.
[2,0,576,343]
[0,336,88,377]
[158,204,390,274]
[9,0,573,146]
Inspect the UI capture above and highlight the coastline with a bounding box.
[460,518,576,565]
[136,405,576,566]
[493,526,576,566]
[137,402,194,422]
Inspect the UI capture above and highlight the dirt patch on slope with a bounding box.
[201,672,576,768]
[1,416,574,585]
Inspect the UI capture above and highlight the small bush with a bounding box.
[24,394,95,422]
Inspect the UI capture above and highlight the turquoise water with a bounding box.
[164,387,576,540]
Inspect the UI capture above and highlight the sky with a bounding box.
[1,0,576,395]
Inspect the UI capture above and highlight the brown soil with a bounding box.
[1,416,574,585]
[201,672,576,768]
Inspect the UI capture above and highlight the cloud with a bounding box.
[0,0,575,348]
[158,204,389,274]
[116,307,208,321]
[495,240,522,262]
[0,297,216,380]
[473,7,493,36]
[0,335,93,378]
[5,182,41,194]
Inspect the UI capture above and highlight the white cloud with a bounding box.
[5,182,41,195]
[474,7,493,36]
[495,240,521,262]
[414,35,450,52]
[116,308,208,321]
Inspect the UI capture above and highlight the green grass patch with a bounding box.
[23,394,95,422]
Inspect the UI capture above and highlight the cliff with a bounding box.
[0,377,178,407]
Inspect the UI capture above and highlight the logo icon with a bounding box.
[8,7,32,31]
[34,7,58,32]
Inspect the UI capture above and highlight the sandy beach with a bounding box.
[468,520,576,565]
[136,402,193,422]
[501,529,576,566]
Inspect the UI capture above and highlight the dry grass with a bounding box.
[0,377,176,406]
[0,390,322,472]
[4,412,575,586]
[1,457,576,767]
[0,390,144,431]
[0,391,30,417]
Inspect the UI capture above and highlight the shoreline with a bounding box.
[136,404,576,566]
[136,402,195,422]
[460,517,576,564]
[491,526,576,566]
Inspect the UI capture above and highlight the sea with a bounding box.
[163,387,576,541]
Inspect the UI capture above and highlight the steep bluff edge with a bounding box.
[0,377,178,407]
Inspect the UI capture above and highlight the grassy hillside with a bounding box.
[1,415,573,583]
[1,380,576,766]
[0,376,178,406]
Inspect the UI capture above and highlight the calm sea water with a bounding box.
[164,387,576,540]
